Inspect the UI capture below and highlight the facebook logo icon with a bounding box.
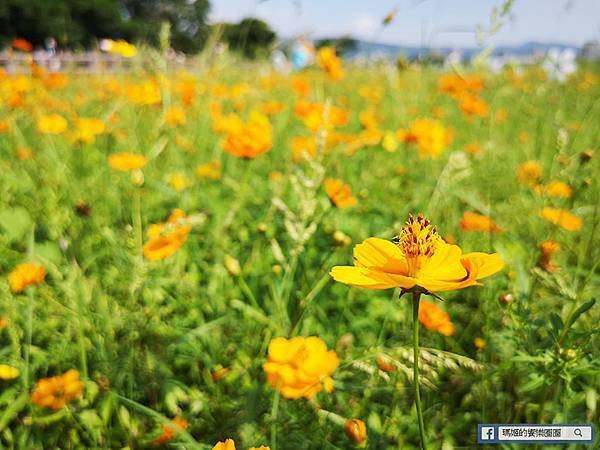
[481,427,495,441]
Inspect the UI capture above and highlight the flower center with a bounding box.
[396,213,439,277]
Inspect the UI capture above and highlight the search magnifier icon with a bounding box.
[574,428,583,437]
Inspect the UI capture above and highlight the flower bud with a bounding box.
[345,419,367,444]
[224,255,241,276]
[498,293,514,305]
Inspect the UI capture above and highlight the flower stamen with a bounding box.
[396,213,439,276]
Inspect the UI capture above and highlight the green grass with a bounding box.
[0,59,599,449]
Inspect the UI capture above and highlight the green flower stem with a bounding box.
[412,291,427,450]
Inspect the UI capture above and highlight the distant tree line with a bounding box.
[0,0,277,56]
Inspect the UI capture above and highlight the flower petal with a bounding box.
[330,266,416,290]
[462,252,505,280]
[353,238,408,274]
[418,241,467,281]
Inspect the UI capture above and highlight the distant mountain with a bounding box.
[344,40,580,60]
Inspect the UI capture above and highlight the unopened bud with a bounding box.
[224,255,241,276]
[345,419,367,444]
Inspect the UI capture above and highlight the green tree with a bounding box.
[120,0,210,53]
[0,0,123,49]
[0,0,211,53]
[219,18,276,59]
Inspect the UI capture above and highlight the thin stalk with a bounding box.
[412,292,427,450]
[270,387,280,450]
[24,288,34,394]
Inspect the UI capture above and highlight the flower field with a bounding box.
[0,53,599,449]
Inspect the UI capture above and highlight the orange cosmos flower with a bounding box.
[405,118,453,159]
[316,46,344,80]
[324,178,357,208]
[195,160,221,180]
[143,209,191,261]
[418,299,455,336]
[260,101,285,115]
[108,152,148,171]
[438,73,484,97]
[540,207,582,231]
[220,111,272,159]
[291,76,311,96]
[11,38,33,52]
[31,369,84,410]
[458,93,488,118]
[494,109,508,123]
[538,240,560,272]
[153,416,189,446]
[518,131,530,144]
[37,114,68,135]
[330,214,504,293]
[465,142,482,155]
[8,262,45,293]
[459,211,502,233]
[517,160,542,186]
[263,336,339,400]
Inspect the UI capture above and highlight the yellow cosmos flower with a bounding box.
[331,214,504,293]
[213,440,236,450]
[263,336,339,400]
[291,136,318,161]
[0,364,20,380]
[108,152,148,171]
[324,178,357,208]
[71,117,105,144]
[8,262,45,293]
[316,46,344,80]
[540,207,582,231]
[164,106,187,127]
[167,172,191,191]
[536,181,572,198]
[101,39,137,58]
[382,132,399,152]
[37,114,68,134]
[195,160,221,180]
[517,160,542,186]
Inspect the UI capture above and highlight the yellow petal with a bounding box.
[462,252,505,279]
[0,364,20,380]
[330,266,416,290]
[353,238,408,274]
[419,241,467,280]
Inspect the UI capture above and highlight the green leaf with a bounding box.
[565,299,596,329]
[0,208,32,241]
[549,313,563,334]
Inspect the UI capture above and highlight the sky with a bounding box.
[209,0,600,48]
